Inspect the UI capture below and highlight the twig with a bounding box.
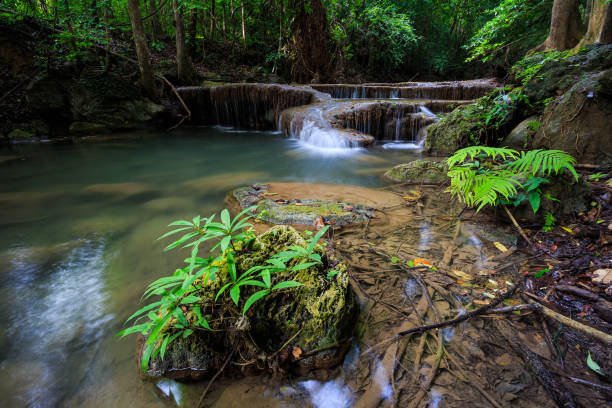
[195,350,234,408]
[156,73,192,131]
[503,205,534,248]
[367,284,519,352]
[525,298,612,345]
[569,377,612,392]
[445,350,504,408]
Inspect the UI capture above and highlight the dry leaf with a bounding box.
[314,216,324,230]
[451,269,473,281]
[414,258,432,266]
[291,346,303,359]
[592,269,612,285]
[561,226,573,234]
[493,242,508,252]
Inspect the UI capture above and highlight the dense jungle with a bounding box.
[0,0,611,407]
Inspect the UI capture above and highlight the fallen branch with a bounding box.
[525,298,612,345]
[155,73,192,131]
[503,205,534,249]
[368,284,519,352]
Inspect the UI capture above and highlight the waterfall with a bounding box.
[419,105,439,121]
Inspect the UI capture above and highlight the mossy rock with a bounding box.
[231,184,375,226]
[143,225,357,381]
[69,121,107,135]
[7,128,34,139]
[384,159,448,183]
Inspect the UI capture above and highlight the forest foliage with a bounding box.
[2,0,567,81]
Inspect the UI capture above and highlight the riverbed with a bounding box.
[0,127,422,407]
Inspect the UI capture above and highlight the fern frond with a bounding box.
[509,149,577,180]
[447,146,519,167]
[473,176,520,212]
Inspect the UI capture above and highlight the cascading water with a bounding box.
[175,80,499,152]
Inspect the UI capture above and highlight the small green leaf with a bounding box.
[587,351,604,376]
[183,329,193,338]
[272,280,303,290]
[230,285,240,305]
[243,290,269,314]
[327,270,339,279]
[391,256,400,263]
[534,268,550,278]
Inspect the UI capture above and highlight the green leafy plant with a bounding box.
[542,212,555,232]
[118,207,330,371]
[447,146,578,213]
[588,173,607,182]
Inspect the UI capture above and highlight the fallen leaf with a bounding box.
[592,269,612,285]
[403,195,420,200]
[451,270,473,281]
[473,299,490,305]
[314,216,324,230]
[561,226,573,234]
[587,351,604,375]
[493,242,508,252]
[291,346,303,359]
[414,258,432,266]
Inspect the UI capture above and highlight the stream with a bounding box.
[0,127,422,407]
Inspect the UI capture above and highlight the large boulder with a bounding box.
[26,68,166,137]
[502,116,540,150]
[531,69,612,164]
[142,225,357,381]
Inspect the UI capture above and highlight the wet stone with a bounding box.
[232,184,375,226]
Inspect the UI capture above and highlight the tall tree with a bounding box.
[240,0,246,47]
[127,0,158,101]
[290,0,330,82]
[531,0,583,52]
[149,0,163,42]
[575,0,612,48]
[172,0,193,81]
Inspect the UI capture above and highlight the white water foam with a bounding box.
[381,142,423,150]
[300,379,354,408]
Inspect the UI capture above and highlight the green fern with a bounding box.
[446,146,578,214]
[509,149,578,180]
[446,146,519,167]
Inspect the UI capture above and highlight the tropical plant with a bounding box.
[447,146,578,213]
[118,207,330,371]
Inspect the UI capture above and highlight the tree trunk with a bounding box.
[187,8,198,57]
[574,1,612,49]
[222,0,227,36]
[240,0,246,48]
[210,0,216,38]
[149,0,163,42]
[531,0,583,52]
[127,0,158,101]
[599,3,612,43]
[172,0,193,82]
[290,0,330,83]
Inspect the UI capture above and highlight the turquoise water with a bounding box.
[0,127,420,407]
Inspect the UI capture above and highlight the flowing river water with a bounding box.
[0,128,424,407]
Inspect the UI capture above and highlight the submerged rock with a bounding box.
[384,159,448,183]
[143,225,357,381]
[81,182,159,201]
[231,183,375,226]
